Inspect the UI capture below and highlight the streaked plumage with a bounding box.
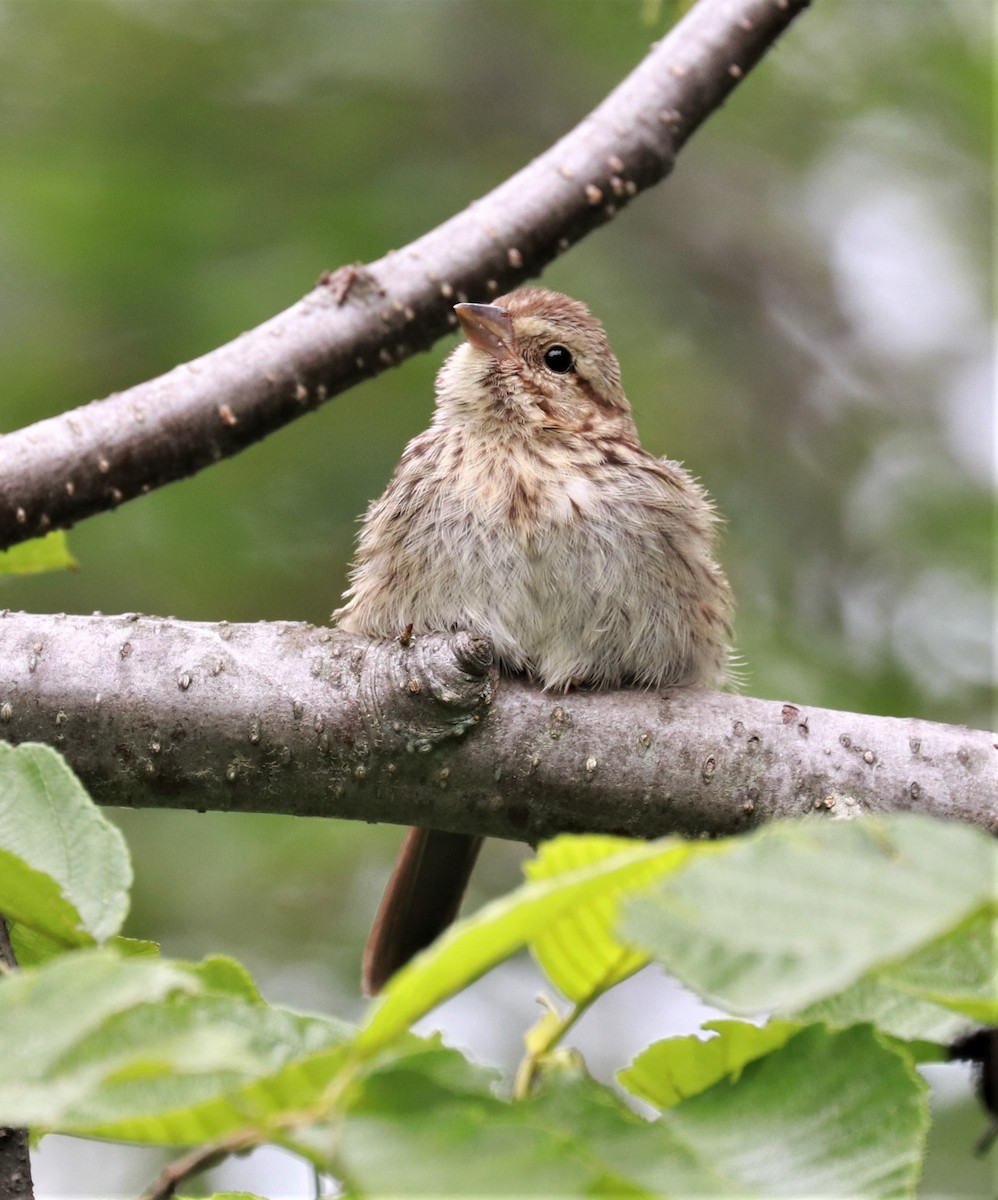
[335,287,734,993]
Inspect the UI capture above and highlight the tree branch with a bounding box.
[0,612,992,838]
[0,0,811,552]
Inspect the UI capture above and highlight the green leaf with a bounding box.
[0,848,89,950]
[11,929,160,967]
[796,972,975,1046]
[314,1045,658,1198]
[525,835,693,1003]
[652,1024,927,1198]
[0,531,77,576]
[320,1027,925,1198]
[886,908,998,1023]
[60,996,350,1141]
[0,948,200,1126]
[618,1019,802,1110]
[621,814,996,1015]
[355,838,695,1058]
[180,1194,270,1200]
[11,910,156,970]
[798,905,998,1039]
[109,935,161,958]
[0,742,131,946]
[0,948,352,1140]
[187,955,264,1003]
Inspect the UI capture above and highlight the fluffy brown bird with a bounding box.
[335,287,733,994]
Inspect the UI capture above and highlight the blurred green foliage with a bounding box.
[0,0,992,1190]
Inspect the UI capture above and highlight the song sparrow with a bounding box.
[335,287,733,993]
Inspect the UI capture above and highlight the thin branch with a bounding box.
[0,612,992,838]
[0,0,811,552]
[140,1133,258,1200]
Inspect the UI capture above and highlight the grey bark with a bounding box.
[0,0,812,552]
[0,1120,32,1200]
[0,612,993,839]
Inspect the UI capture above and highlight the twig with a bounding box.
[141,1132,258,1200]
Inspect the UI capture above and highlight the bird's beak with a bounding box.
[454,303,516,362]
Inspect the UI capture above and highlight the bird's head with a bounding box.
[435,287,635,438]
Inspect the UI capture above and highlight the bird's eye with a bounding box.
[543,344,575,374]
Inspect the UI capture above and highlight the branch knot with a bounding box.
[354,631,496,753]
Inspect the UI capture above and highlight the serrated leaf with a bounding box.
[180,1194,269,1200]
[180,1195,268,1200]
[652,1024,927,1198]
[8,923,159,968]
[355,838,696,1058]
[886,907,998,1023]
[109,935,161,958]
[525,835,696,1003]
[798,905,998,1038]
[0,948,199,1126]
[797,973,974,1046]
[618,1019,802,1110]
[320,1027,925,1199]
[0,848,90,948]
[311,1045,658,1198]
[0,531,77,577]
[187,955,264,1002]
[9,922,67,967]
[621,814,996,1015]
[926,995,998,1022]
[0,741,131,945]
[0,948,351,1140]
[67,996,350,1141]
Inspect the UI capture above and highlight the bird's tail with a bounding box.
[362,826,483,995]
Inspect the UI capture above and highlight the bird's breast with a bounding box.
[453,437,602,539]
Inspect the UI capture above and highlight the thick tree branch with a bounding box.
[0,0,811,552]
[0,612,993,838]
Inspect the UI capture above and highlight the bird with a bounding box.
[334,286,733,993]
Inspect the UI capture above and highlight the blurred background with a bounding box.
[1,0,993,1194]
